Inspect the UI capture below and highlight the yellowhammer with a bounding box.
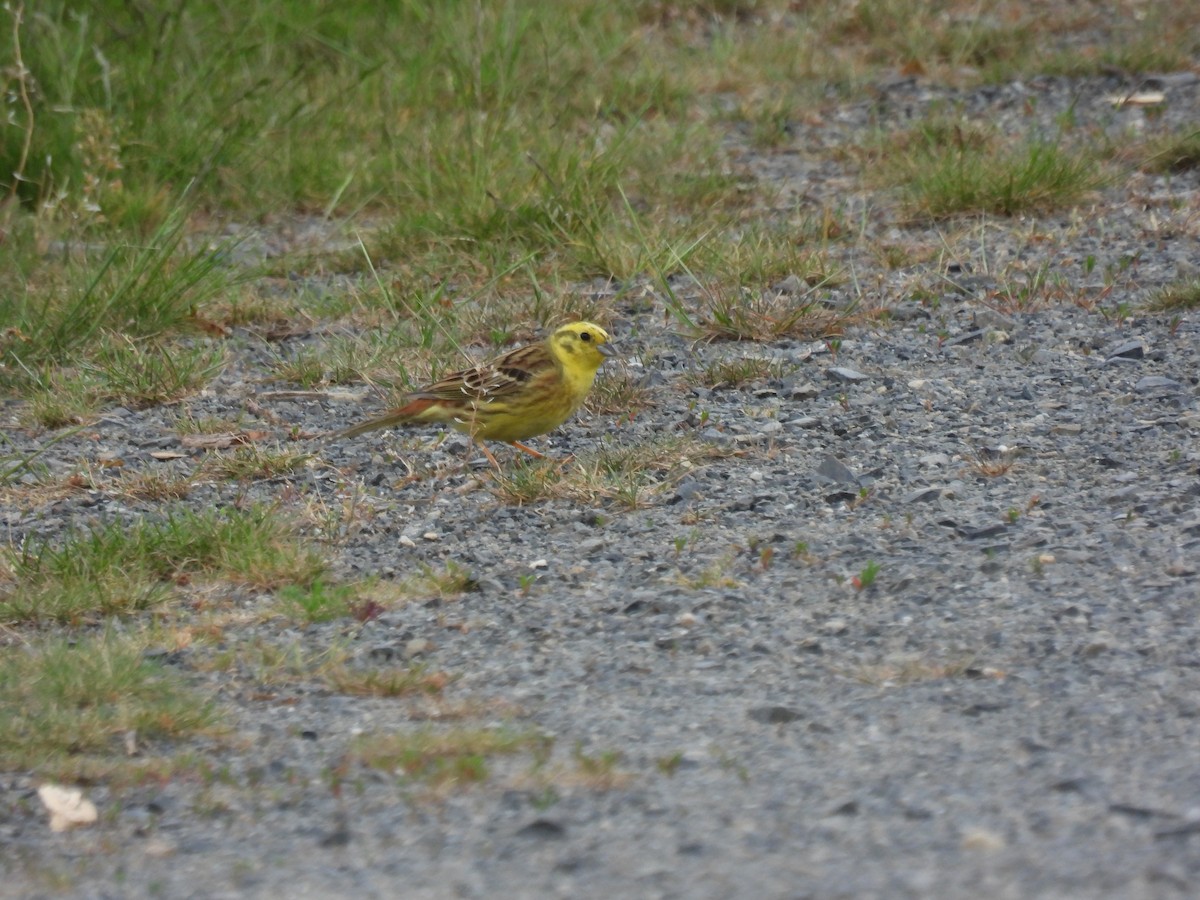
[338,321,615,465]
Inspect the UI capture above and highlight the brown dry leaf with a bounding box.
[187,312,231,337]
[37,784,98,832]
[150,450,188,460]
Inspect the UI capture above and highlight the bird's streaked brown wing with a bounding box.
[335,340,560,440]
[411,342,555,402]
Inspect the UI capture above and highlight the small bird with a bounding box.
[338,321,615,466]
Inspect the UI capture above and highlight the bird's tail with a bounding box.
[333,395,451,441]
[336,411,411,440]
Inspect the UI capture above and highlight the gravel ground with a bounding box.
[5,74,1200,899]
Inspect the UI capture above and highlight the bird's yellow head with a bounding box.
[548,321,614,375]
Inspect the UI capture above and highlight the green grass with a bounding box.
[694,282,846,342]
[19,334,225,428]
[351,726,550,788]
[0,209,238,382]
[1147,278,1200,312]
[198,445,311,482]
[881,118,1106,218]
[3,3,729,262]
[0,426,81,485]
[0,630,220,776]
[489,434,717,509]
[326,662,449,698]
[1141,129,1200,174]
[1,505,327,624]
[5,1,1183,245]
[271,329,427,390]
[0,0,1189,396]
[691,355,795,389]
[277,578,358,624]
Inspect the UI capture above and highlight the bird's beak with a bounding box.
[598,342,616,358]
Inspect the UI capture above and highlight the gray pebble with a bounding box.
[1135,375,1183,392]
[826,367,868,383]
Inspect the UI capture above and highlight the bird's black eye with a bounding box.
[580,331,592,342]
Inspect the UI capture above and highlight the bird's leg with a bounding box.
[509,440,576,471]
[506,441,544,458]
[476,441,502,469]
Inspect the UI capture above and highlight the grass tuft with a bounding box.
[352,726,549,788]
[326,663,450,698]
[1,506,326,624]
[0,209,238,385]
[881,120,1105,218]
[0,630,220,776]
[695,283,846,342]
[1140,129,1200,174]
[490,435,715,509]
[1146,278,1200,312]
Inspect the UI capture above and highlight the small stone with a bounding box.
[528,559,548,569]
[143,839,177,859]
[773,274,806,295]
[404,638,433,659]
[1107,340,1145,360]
[701,427,732,445]
[1135,376,1182,392]
[904,487,943,503]
[1102,356,1140,369]
[958,523,1008,540]
[1052,423,1082,435]
[826,367,868,383]
[422,531,439,541]
[748,706,803,724]
[961,828,1006,851]
[816,455,859,486]
[818,292,858,311]
[788,382,822,400]
[320,820,352,847]
[1081,632,1115,656]
[974,309,1017,331]
[887,303,929,322]
[943,329,984,347]
[399,535,417,549]
[517,819,566,840]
